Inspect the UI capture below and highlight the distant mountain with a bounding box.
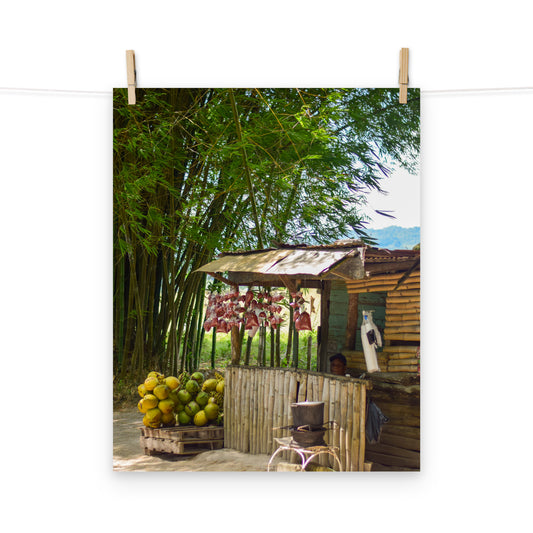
[365,226,420,250]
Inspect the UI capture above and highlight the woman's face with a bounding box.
[330,359,346,376]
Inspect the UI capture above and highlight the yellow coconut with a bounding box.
[142,394,158,410]
[138,383,147,398]
[161,412,176,426]
[216,380,225,394]
[202,378,218,392]
[164,376,180,391]
[193,410,208,427]
[158,399,175,414]
[144,376,159,391]
[138,399,149,414]
[142,414,160,428]
[146,407,162,425]
[153,384,170,400]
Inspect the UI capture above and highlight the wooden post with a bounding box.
[345,292,358,350]
[291,328,299,368]
[275,326,281,367]
[318,281,331,373]
[230,325,241,365]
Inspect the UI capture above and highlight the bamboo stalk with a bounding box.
[275,326,281,367]
[224,367,231,449]
[249,368,256,454]
[274,370,282,442]
[385,320,420,327]
[357,272,420,282]
[254,367,260,454]
[320,377,330,468]
[347,275,420,286]
[358,384,366,471]
[387,353,420,361]
[328,378,336,469]
[288,372,297,463]
[388,365,419,372]
[387,297,421,305]
[345,381,354,471]
[386,333,420,341]
[346,278,420,287]
[386,308,420,316]
[352,383,361,471]
[385,326,421,334]
[346,280,420,290]
[239,368,245,452]
[337,381,346,471]
[382,345,419,353]
[281,371,289,462]
[260,369,267,454]
[267,371,275,453]
[297,372,307,403]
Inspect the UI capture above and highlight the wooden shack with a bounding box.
[329,246,420,471]
[196,240,420,471]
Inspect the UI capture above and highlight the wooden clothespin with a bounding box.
[399,48,409,104]
[126,50,136,105]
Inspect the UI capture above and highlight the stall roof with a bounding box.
[195,240,420,286]
[195,243,366,285]
[196,247,362,277]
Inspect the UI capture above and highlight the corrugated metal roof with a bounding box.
[195,248,360,277]
[266,249,355,276]
[195,249,293,274]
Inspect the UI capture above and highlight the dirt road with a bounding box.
[113,407,280,472]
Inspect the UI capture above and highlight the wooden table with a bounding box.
[267,437,342,472]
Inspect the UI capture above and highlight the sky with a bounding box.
[359,167,421,230]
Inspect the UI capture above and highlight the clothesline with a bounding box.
[0,86,532,97]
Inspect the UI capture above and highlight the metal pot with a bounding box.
[290,401,324,430]
[290,428,326,447]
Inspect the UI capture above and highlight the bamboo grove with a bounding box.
[113,88,420,380]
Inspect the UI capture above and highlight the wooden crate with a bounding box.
[140,425,224,456]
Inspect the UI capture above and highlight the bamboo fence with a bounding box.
[224,366,370,471]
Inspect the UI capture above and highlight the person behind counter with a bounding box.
[329,353,348,376]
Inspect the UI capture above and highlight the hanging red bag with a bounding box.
[297,311,312,331]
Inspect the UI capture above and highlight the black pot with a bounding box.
[290,428,326,447]
[290,401,324,430]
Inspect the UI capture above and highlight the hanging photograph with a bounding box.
[113,88,420,472]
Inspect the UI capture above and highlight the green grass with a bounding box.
[197,329,319,371]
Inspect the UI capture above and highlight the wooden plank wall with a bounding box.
[345,272,420,372]
[224,366,369,471]
[364,382,420,471]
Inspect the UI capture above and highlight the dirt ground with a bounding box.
[113,407,281,472]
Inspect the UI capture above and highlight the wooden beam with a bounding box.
[345,292,358,350]
[318,281,331,373]
[207,271,238,288]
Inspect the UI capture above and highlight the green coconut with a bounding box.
[178,411,191,425]
[185,379,200,395]
[177,389,191,404]
[195,391,210,407]
[185,401,200,417]
[204,402,219,421]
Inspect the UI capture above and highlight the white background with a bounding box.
[1,1,532,531]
